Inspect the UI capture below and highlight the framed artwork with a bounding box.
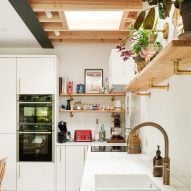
[85,69,103,93]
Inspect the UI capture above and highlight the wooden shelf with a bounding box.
[59,109,125,113]
[125,40,191,91]
[59,92,125,96]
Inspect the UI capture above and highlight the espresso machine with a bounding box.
[57,121,67,143]
[108,114,125,143]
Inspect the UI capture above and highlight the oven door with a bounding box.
[19,103,52,125]
[19,132,52,161]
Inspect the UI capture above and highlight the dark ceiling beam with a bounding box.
[8,0,54,48]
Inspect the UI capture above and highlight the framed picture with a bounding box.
[85,69,103,93]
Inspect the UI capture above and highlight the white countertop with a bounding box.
[56,141,127,146]
[80,147,191,191]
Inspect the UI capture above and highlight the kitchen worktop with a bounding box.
[56,141,127,146]
[80,148,191,191]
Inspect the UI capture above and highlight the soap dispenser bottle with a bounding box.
[153,145,163,177]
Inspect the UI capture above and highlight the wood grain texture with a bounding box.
[125,40,191,91]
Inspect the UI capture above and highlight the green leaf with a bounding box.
[134,11,146,30]
[143,8,156,30]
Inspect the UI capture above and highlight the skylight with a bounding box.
[64,11,123,30]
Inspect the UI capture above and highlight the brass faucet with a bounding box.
[127,122,170,185]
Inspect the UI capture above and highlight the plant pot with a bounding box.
[180,0,191,36]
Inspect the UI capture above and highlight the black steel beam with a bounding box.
[8,0,54,48]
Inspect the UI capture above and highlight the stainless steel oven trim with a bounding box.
[18,131,52,134]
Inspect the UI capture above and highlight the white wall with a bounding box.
[141,75,191,187]
[0,43,126,139]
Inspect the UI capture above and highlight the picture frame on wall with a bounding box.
[85,69,103,93]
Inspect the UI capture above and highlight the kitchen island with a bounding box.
[80,147,191,191]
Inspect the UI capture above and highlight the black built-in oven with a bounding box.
[17,95,54,162]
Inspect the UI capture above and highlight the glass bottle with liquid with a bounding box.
[94,118,99,141]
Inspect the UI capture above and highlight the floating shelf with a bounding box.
[125,40,191,91]
[59,92,125,96]
[59,109,125,113]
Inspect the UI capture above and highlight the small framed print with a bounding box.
[85,69,103,93]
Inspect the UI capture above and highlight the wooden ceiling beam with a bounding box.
[59,12,69,30]
[37,13,61,22]
[47,31,129,40]
[51,38,123,43]
[29,0,143,11]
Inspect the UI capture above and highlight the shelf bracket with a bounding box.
[150,79,169,91]
[173,59,191,75]
[111,96,114,101]
[70,112,74,117]
[135,91,151,97]
[69,96,73,101]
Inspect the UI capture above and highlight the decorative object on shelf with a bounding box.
[66,99,71,110]
[67,81,73,94]
[76,84,85,93]
[84,69,103,93]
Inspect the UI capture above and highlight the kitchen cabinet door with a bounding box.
[17,162,55,190]
[17,57,56,94]
[0,57,16,133]
[56,146,66,191]
[109,49,136,90]
[0,134,16,190]
[66,145,88,191]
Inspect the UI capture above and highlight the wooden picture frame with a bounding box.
[85,69,103,93]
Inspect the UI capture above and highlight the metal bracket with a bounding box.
[111,96,115,101]
[135,91,151,97]
[150,78,169,91]
[173,59,191,75]
[70,112,74,117]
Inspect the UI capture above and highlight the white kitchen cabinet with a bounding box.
[56,146,66,191]
[17,162,55,190]
[109,49,136,91]
[0,57,16,133]
[17,57,56,94]
[0,134,16,190]
[66,145,88,191]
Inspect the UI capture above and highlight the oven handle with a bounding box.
[18,131,52,134]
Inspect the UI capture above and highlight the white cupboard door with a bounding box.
[17,162,55,190]
[0,58,16,133]
[66,146,87,191]
[56,146,66,191]
[17,57,55,94]
[0,134,16,190]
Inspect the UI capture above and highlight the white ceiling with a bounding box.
[0,0,40,48]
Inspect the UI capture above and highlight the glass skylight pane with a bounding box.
[64,11,123,30]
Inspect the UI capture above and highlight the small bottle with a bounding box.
[153,145,163,177]
[99,124,106,142]
[94,118,99,141]
[104,78,109,93]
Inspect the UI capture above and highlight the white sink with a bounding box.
[95,174,161,191]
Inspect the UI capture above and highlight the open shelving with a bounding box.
[125,40,191,91]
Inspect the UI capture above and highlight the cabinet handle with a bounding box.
[18,78,21,93]
[18,163,20,179]
[84,147,86,162]
[60,146,62,162]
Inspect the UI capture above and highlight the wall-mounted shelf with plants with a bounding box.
[125,40,191,91]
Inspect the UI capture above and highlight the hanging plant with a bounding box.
[143,7,156,30]
[158,0,167,19]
